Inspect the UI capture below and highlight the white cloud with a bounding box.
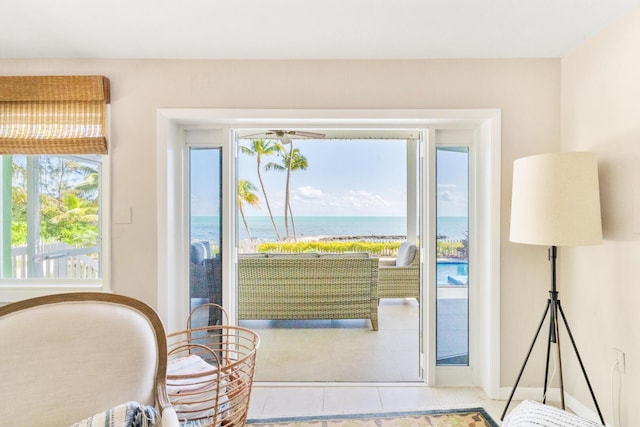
[438,190,454,202]
[285,187,402,215]
[293,186,324,199]
[342,190,389,208]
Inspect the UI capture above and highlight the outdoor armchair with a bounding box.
[378,242,420,302]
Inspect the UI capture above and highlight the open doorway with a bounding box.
[234,130,422,382]
[159,108,500,391]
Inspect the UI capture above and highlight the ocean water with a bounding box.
[192,215,468,242]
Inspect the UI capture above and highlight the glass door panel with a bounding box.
[436,147,469,366]
[236,135,421,382]
[189,147,223,327]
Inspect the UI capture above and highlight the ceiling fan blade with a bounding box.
[239,131,276,139]
[240,129,325,140]
[290,130,326,139]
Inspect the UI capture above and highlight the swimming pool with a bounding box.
[436,261,468,285]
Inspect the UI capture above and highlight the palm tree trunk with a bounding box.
[288,202,298,241]
[283,144,293,240]
[257,162,281,241]
[239,204,252,240]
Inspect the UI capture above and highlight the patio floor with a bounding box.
[239,291,468,382]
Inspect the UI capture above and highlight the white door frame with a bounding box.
[156,108,501,397]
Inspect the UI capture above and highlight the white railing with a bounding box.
[11,242,100,279]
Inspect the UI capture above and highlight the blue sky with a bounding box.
[190,140,468,217]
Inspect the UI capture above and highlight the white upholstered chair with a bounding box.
[0,292,179,427]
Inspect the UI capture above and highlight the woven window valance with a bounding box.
[0,75,110,155]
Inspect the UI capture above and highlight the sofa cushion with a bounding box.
[239,253,268,259]
[396,242,417,266]
[266,252,319,258]
[318,252,370,258]
[190,242,207,264]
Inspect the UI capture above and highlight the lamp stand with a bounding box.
[501,246,605,424]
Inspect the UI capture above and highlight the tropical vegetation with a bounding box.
[265,146,308,240]
[9,155,99,247]
[239,140,283,241]
[257,240,465,259]
[238,179,260,240]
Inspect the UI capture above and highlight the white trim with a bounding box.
[156,112,184,333]
[0,150,112,303]
[476,114,502,398]
[423,128,437,385]
[565,392,608,425]
[156,108,501,392]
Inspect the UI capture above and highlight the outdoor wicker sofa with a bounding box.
[377,243,420,302]
[238,253,379,330]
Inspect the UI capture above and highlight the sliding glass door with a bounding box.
[435,147,469,366]
[189,147,223,327]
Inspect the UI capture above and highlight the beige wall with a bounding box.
[1,58,560,387]
[561,6,640,425]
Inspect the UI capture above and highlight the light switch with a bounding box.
[114,207,132,224]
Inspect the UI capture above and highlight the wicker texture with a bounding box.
[167,305,260,427]
[378,248,420,301]
[238,257,379,330]
[0,75,109,154]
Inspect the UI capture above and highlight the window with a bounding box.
[0,75,110,296]
[1,154,104,282]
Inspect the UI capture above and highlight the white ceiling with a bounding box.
[1,0,639,59]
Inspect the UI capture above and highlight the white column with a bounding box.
[407,138,418,243]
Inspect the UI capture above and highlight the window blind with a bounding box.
[0,75,110,154]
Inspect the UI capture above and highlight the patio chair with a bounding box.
[378,242,420,302]
[0,292,178,426]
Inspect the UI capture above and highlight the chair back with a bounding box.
[0,292,172,426]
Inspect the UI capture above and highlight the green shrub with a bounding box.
[436,240,464,257]
[257,241,401,256]
[257,239,466,258]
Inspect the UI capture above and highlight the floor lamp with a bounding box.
[501,152,605,424]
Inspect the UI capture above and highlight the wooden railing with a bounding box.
[11,242,100,279]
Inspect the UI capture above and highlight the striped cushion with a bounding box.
[69,401,158,427]
[503,400,602,426]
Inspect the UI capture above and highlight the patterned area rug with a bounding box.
[246,408,499,426]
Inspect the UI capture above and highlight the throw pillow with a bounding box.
[69,401,158,427]
[503,400,602,427]
[396,242,416,266]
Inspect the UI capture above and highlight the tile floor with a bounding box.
[241,299,422,382]
[239,292,504,423]
[247,384,509,424]
[240,293,469,382]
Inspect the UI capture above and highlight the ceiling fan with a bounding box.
[240,129,326,144]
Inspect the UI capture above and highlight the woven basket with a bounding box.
[167,305,260,426]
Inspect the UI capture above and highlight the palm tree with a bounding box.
[239,139,283,241]
[238,179,260,240]
[266,146,308,240]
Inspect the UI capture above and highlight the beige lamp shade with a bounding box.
[510,152,602,246]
